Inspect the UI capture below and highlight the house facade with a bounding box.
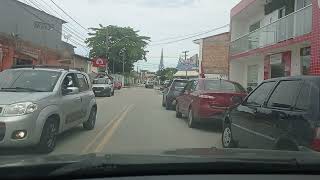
[229,0,319,89]
[194,32,230,79]
[0,0,90,72]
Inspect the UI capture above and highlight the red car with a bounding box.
[176,79,247,128]
[114,81,122,90]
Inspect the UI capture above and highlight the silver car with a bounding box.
[0,67,97,153]
[92,78,115,97]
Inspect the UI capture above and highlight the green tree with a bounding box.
[157,68,178,81]
[86,25,150,73]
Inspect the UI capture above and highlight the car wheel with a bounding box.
[83,107,97,130]
[106,90,111,97]
[176,103,182,118]
[38,118,58,153]
[188,108,197,128]
[222,122,236,148]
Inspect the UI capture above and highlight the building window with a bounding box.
[270,54,284,78]
[15,58,33,65]
[300,47,311,75]
[247,65,259,89]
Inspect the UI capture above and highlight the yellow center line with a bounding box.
[94,104,135,153]
[81,104,130,154]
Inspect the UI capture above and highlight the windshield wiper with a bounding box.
[0,87,46,92]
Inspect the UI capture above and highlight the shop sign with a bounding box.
[270,54,282,65]
[92,58,108,68]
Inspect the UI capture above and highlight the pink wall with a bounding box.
[310,0,320,75]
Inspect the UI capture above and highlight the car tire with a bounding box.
[106,90,111,97]
[188,108,197,128]
[37,118,58,153]
[222,122,236,148]
[176,103,182,118]
[83,107,97,130]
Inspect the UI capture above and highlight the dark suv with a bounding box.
[162,79,188,110]
[222,76,320,152]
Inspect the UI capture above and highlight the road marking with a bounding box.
[81,105,130,154]
[94,104,135,153]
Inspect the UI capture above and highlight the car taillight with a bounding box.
[199,95,216,100]
[311,128,320,152]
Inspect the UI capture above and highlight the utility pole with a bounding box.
[182,50,189,79]
[105,27,109,74]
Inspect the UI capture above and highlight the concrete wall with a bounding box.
[231,1,265,41]
[0,0,64,50]
[230,56,264,88]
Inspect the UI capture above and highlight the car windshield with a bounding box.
[0,0,319,177]
[0,69,61,92]
[93,78,107,84]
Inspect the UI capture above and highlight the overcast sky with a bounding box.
[23,0,241,71]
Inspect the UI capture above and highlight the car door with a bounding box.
[178,81,193,115]
[60,73,83,131]
[253,80,303,150]
[230,81,276,148]
[188,80,200,115]
[76,73,92,123]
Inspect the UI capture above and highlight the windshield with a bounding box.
[0,0,319,176]
[0,70,61,92]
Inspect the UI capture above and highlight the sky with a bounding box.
[21,0,241,72]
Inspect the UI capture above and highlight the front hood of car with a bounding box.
[0,92,51,104]
[92,84,109,88]
[0,148,320,168]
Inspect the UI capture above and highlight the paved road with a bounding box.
[0,87,222,155]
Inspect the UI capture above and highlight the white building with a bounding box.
[229,0,319,89]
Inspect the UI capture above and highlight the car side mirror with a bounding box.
[62,87,79,95]
[231,96,243,105]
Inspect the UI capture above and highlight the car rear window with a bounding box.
[204,80,246,92]
[172,81,187,90]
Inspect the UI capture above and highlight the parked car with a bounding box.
[176,79,246,128]
[222,76,320,152]
[160,80,172,92]
[114,81,122,90]
[145,81,154,89]
[92,78,115,97]
[0,66,97,153]
[162,79,188,110]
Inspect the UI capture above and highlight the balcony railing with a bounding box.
[230,5,312,55]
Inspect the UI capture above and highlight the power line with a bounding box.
[28,0,87,42]
[49,0,89,33]
[37,0,88,38]
[152,26,228,43]
[25,0,88,47]
[15,0,89,53]
[149,24,229,46]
